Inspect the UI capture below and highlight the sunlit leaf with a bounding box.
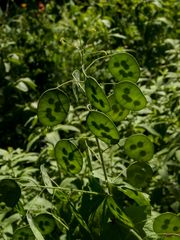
[85,77,110,112]
[109,53,140,83]
[126,162,153,188]
[54,140,83,174]
[106,94,129,122]
[114,81,147,111]
[124,134,154,161]
[0,179,21,207]
[86,111,119,145]
[37,89,70,127]
[27,213,45,240]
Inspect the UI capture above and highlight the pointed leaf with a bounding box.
[0,179,21,207]
[86,111,119,145]
[37,89,70,127]
[124,134,154,161]
[107,196,134,228]
[40,165,53,194]
[54,140,83,174]
[85,77,110,112]
[27,213,45,240]
[114,81,147,111]
[153,213,180,239]
[109,53,140,83]
[126,162,153,188]
[106,94,129,122]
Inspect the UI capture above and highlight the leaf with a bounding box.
[107,196,134,228]
[86,110,119,145]
[153,213,180,239]
[15,81,28,92]
[108,53,140,83]
[0,179,21,207]
[27,213,45,240]
[124,134,154,161]
[13,226,35,240]
[85,77,110,112]
[114,81,147,111]
[40,165,53,194]
[106,94,129,122]
[126,162,153,188]
[70,203,91,233]
[54,140,83,174]
[18,78,37,90]
[37,89,70,127]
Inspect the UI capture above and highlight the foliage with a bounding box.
[0,0,180,239]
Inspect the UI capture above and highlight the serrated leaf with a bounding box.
[86,111,119,145]
[109,53,140,82]
[106,94,129,122]
[37,89,70,127]
[85,77,110,112]
[54,140,83,174]
[124,134,154,161]
[114,81,147,111]
[126,162,153,188]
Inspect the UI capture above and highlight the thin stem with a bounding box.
[95,137,111,194]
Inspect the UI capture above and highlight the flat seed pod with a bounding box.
[0,179,21,207]
[106,94,129,122]
[124,134,154,161]
[126,162,153,188]
[37,89,70,127]
[14,227,35,240]
[86,111,120,145]
[153,213,180,239]
[54,140,83,174]
[34,214,56,235]
[114,81,147,111]
[108,53,140,83]
[85,78,110,112]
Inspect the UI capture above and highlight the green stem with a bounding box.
[95,137,111,194]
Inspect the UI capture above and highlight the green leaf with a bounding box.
[40,164,53,194]
[108,53,140,83]
[106,94,129,122]
[126,162,153,188]
[124,134,154,161]
[114,81,147,111]
[37,89,70,127]
[27,213,45,240]
[153,213,180,239]
[54,140,83,174]
[107,196,134,228]
[34,213,56,235]
[14,226,35,240]
[0,179,21,207]
[70,203,91,233]
[86,110,120,145]
[85,77,110,112]
[15,81,28,92]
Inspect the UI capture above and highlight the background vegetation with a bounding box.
[0,0,179,239]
